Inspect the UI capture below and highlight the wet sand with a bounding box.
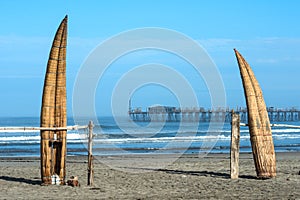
[0,152,299,199]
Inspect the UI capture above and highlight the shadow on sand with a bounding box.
[124,167,258,180]
[0,176,41,185]
[157,169,258,179]
[155,168,230,178]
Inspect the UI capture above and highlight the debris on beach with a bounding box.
[66,176,80,187]
[51,174,61,185]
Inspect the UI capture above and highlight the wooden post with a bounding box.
[87,121,94,186]
[230,111,240,179]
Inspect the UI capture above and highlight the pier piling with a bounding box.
[129,106,300,123]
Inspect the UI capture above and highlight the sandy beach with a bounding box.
[0,152,299,199]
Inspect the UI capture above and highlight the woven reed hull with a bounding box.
[40,16,67,185]
[234,49,276,178]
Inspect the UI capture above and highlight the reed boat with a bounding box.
[40,16,68,185]
[234,49,276,178]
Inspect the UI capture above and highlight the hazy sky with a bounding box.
[0,1,299,117]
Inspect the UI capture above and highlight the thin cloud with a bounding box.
[197,37,300,66]
[0,75,42,79]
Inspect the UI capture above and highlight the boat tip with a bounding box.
[62,15,68,23]
[233,48,241,55]
[63,15,68,21]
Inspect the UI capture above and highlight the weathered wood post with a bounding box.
[230,110,240,179]
[87,121,94,186]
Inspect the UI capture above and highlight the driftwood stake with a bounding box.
[87,121,94,186]
[230,111,240,179]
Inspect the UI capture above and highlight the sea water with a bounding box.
[0,117,300,157]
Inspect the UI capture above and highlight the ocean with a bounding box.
[0,117,300,157]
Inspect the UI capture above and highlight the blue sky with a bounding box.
[0,1,300,117]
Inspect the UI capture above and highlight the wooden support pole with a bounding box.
[87,121,94,186]
[230,111,240,179]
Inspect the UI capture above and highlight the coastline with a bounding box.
[0,152,299,199]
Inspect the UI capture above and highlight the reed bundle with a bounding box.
[40,16,68,185]
[234,49,276,178]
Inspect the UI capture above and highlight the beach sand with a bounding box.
[0,152,299,199]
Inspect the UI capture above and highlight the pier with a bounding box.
[129,106,300,123]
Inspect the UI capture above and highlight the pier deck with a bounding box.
[129,106,300,123]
